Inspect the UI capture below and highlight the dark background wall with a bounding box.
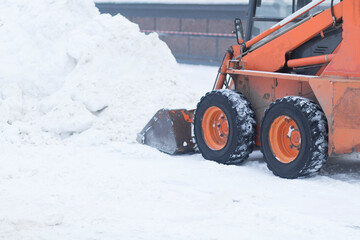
[96,3,248,65]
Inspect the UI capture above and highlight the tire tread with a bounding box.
[260,96,328,177]
[194,89,256,164]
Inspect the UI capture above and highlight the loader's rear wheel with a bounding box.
[202,106,229,150]
[260,97,328,179]
[269,116,301,164]
[194,90,256,164]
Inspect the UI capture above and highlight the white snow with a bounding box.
[1,0,360,239]
[0,0,196,145]
[2,143,360,239]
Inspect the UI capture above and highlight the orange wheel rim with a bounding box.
[202,106,229,150]
[269,116,301,164]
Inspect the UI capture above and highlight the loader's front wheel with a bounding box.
[194,90,256,164]
[260,97,328,178]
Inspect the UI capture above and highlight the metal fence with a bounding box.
[96,3,248,65]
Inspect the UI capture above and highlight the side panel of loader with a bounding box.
[310,79,360,155]
[234,74,316,146]
[233,72,360,156]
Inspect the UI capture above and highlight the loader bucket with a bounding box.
[137,109,196,155]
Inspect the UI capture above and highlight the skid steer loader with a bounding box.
[138,0,360,179]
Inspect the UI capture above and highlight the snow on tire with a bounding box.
[194,89,256,164]
[260,96,328,178]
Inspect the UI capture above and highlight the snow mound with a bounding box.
[0,0,196,145]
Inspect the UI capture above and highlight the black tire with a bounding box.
[260,96,328,179]
[194,89,256,164]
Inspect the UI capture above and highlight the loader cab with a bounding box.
[244,0,342,42]
[245,0,312,42]
[240,0,343,76]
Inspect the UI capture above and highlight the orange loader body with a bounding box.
[138,0,360,178]
[222,0,360,156]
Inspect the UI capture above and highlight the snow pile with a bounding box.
[0,0,196,145]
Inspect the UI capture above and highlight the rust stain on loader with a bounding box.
[333,88,360,128]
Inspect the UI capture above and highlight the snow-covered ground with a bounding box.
[1,0,360,239]
[2,64,360,240]
[1,140,360,240]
